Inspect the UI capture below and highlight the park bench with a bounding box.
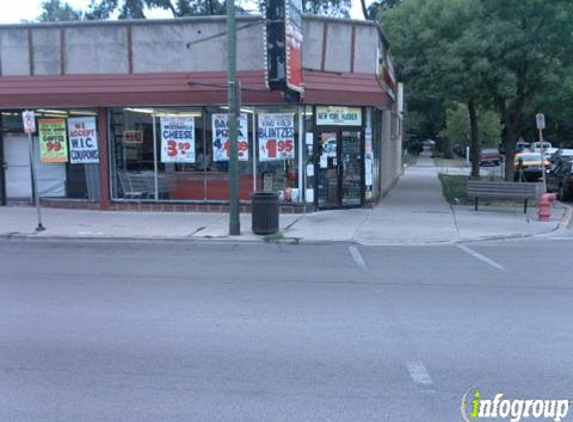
[466,180,543,213]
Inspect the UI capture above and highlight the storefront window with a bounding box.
[1,109,99,203]
[109,105,301,204]
[204,106,255,201]
[255,106,301,203]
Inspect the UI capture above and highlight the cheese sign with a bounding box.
[160,116,195,163]
[68,117,99,164]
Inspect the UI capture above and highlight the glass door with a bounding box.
[316,130,363,209]
[317,131,340,208]
[341,131,362,206]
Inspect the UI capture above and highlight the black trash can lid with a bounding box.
[252,191,279,199]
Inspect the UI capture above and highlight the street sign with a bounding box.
[22,110,36,134]
[536,113,546,130]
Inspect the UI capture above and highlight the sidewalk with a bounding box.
[0,155,568,245]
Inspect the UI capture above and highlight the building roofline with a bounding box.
[0,14,263,30]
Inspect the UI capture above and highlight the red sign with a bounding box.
[286,0,303,92]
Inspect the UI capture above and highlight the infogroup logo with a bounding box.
[460,388,571,422]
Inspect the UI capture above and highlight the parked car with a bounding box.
[479,148,501,166]
[530,141,553,151]
[548,148,573,164]
[516,141,531,153]
[514,152,551,181]
[546,159,573,200]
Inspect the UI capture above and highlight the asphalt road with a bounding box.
[1,235,572,422]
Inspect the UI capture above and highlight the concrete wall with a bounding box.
[0,16,385,77]
[380,106,402,196]
[0,29,30,76]
[302,17,384,74]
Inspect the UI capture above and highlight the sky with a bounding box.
[0,0,369,24]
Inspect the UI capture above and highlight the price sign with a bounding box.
[212,113,249,162]
[258,113,295,161]
[22,110,36,134]
[38,119,68,163]
[160,116,195,163]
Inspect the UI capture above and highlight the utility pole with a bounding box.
[227,0,240,235]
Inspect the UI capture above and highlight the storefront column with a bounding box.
[97,108,111,210]
[0,115,5,206]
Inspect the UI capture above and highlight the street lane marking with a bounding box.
[457,244,505,271]
[407,360,433,385]
[348,246,367,270]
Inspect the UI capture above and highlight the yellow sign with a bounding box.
[39,119,68,163]
[316,106,362,126]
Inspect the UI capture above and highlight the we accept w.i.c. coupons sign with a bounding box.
[68,117,99,164]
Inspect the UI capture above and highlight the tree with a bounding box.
[304,0,350,17]
[439,103,501,149]
[83,0,350,19]
[380,0,489,177]
[38,0,83,21]
[380,0,573,180]
[360,0,400,21]
[472,0,573,180]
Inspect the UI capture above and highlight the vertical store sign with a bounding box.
[160,115,195,163]
[212,113,249,161]
[285,0,303,92]
[38,119,68,163]
[266,0,304,94]
[258,113,295,161]
[68,117,99,164]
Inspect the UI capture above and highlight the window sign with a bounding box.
[212,113,249,162]
[258,113,295,161]
[38,119,68,163]
[316,107,362,126]
[68,117,99,164]
[160,115,195,163]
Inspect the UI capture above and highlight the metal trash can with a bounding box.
[252,191,279,235]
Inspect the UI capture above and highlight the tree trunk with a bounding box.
[503,129,517,181]
[360,0,370,20]
[467,99,480,179]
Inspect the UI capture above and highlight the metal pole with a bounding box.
[28,134,45,231]
[152,109,159,201]
[539,128,546,193]
[228,0,240,235]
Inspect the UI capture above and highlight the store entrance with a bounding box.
[317,130,363,209]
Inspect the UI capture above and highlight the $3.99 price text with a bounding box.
[166,140,191,157]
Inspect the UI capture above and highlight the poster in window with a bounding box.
[258,113,295,161]
[212,113,249,162]
[160,116,195,163]
[38,119,68,163]
[68,117,99,164]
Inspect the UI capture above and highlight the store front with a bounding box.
[0,110,101,206]
[0,12,402,213]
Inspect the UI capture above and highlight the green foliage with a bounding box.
[439,104,501,148]
[438,174,470,205]
[380,0,573,180]
[38,0,83,21]
[44,0,351,20]
[303,0,351,16]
